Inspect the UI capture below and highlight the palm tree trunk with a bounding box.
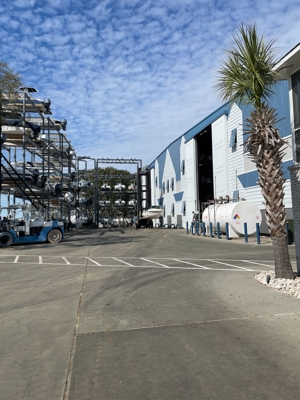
[271,236,294,279]
[245,105,294,279]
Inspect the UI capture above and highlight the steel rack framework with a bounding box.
[77,157,143,225]
[0,87,78,220]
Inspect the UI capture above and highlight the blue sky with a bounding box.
[1,0,300,171]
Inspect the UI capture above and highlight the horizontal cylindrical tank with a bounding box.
[202,201,262,236]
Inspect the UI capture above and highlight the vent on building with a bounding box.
[182,201,186,216]
[182,159,185,175]
[229,128,237,148]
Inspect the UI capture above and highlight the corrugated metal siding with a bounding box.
[212,114,229,198]
[160,150,177,225]
[185,139,197,221]
[268,80,292,138]
[228,103,246,200]
[241,80,291,138]
[238,159,294,188]
[150,168,156,206]
[180,137,187,225]
[168,137,182,182]
[157,151,167,189]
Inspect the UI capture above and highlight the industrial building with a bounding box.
[274,42,300,267]
[148,80,294,233]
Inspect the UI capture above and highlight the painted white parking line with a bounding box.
[241,260,274,268]
[0,255,282,272]
[112,257,134,267]
[173,258,210,269]
[207,259,254,271]
[86,257,101,266]
[141,258,172,268]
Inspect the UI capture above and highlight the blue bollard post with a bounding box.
[286,222,289,245]
[244,222,248,243]
[210,222,213,238]
[202,222,206,236]
[186,221,189,234]
[256,222,260,244]
[191,222,194,235]
[226,222,229,240]
[217,222,221,239]
[196,221,199,236]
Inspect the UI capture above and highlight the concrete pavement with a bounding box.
[0,227,299,400]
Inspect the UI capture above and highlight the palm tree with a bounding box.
[214,24,294,279]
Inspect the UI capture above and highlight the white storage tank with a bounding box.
[202,201,262,237]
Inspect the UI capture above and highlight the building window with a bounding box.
[182,201,186,216]
[163,182,165,194]
[155,176,158,187]
[182,160,185,175]
[229,128,237,148]
[167,180,169,193]
[171,177,174,191]
[171,203,175,217]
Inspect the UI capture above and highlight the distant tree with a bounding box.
[81,166,135,220]
[214,24,294,279]
[0,61,22,118]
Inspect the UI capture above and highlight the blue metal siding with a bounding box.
[157,151,167,189]
[268,80,292,138]
[242,80,291,139]
[173,191,184,201]
[184,103,230,143]
[168,137,182,182]
[238,159,294,188]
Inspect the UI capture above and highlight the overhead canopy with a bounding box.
[274,43,300,79]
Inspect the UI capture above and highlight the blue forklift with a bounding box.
[0,208,64,247]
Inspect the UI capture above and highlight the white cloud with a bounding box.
[0,0,299,170]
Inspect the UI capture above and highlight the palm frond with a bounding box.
[214,24,278,109]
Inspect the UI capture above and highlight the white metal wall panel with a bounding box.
[244,136,293,173]
[227,103,246,200]
[179,137,187,226]
[185,138,197,221]
[212,114,229,198]
[161,150,176,224]
[150,167,156,206]
[154,159,162,210]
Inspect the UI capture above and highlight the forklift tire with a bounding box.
[0,231,13,247]
[47,229,62,244]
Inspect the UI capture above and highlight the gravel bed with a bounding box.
[255,271,300,298]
